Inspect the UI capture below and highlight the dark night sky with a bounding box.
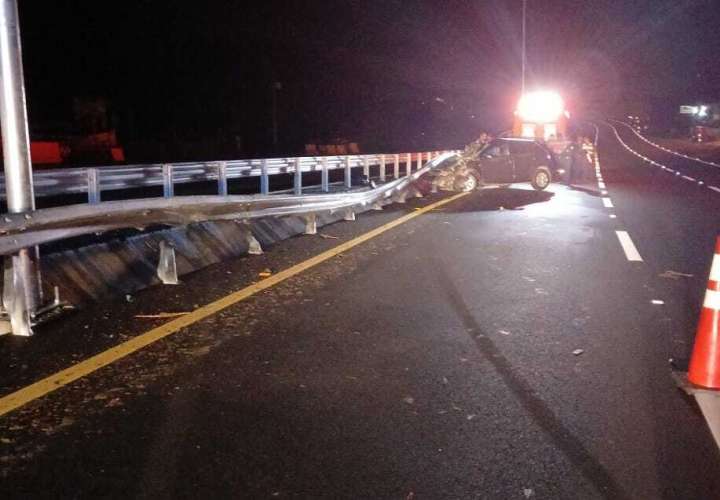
[16,0,720,158]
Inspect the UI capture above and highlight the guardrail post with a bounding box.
[260,159,269,195]
[344,156,352,188]
[406,153,412,176]
[217,161,228,196]
[294,158,302,195]
[416,153,422,172]
[379,154,386,182]
[394,154,400,179]
[162,164,174,198]
[363,157,370,180]
[87,168,100,204]
[304,213,317,234]
[321,157,329,192]
[157,241,179,285]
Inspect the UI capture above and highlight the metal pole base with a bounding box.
[2,251,34,336]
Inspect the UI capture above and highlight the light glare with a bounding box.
[517,90,565,123]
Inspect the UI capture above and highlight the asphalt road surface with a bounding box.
[1,125,720,499]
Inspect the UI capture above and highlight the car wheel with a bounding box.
[455,173,479,192]
[531,167,551,191]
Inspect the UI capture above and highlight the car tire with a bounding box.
[531,167,551,191]
[455,172,480,192]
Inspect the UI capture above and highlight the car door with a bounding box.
[479,141,514,183]
[508,141,534,181]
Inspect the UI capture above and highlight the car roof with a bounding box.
[496,137,539,143]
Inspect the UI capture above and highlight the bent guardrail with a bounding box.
[0,150,458,336]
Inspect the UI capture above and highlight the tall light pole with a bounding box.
[521,0,527,95]
[0,0,41,336]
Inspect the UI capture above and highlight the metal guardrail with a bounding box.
[0,152,440,202]
[0,148,457,335]
[0,151,458,256]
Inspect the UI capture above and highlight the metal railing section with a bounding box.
[0,152,459,256]
[0,152,443,202]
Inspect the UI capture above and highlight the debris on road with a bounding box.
[319,233,339,239]
[134,312,190,319]
[651,299,665,305]
[498,330,511,336]
[125,294,134,303]
[258,269,273,278]
[523,488,534,498]
[403,396,415,405]
[659,270,694,280]
[572,349,584,356]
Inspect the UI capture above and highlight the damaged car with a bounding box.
[420,137,565,193]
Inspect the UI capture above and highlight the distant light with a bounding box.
[697,105,709,118]
[517,90,565,123]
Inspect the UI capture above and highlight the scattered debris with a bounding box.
[572,349,584,356]
[403,396,415,405]
[319,233,339,240]
[534,288,549,295]
[466,414,477,421]
[523,488,534,498]
[498,330,511,336]
[258,269,273,278]
[651,299,665,305]
[182,345,212,357]
[442,377,449,385]
[125,294,134,303]
[659,270,694,280]
[134,312,190,319]
[59,417,75,428]
[105,397,123,408]
[522,276,536,283]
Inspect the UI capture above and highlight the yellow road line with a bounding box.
[0,191,469,418]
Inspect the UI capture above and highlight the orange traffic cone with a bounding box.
[688,237,720,388]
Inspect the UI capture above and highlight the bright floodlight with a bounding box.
[517,90,565,123]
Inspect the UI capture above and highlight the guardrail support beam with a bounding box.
[217,162,228,196]
[245,231,263,255]
[260,159,269,195]
[379,154,386,182]
[394,154,400,179]
[344,156,352,189]
[406,153,412,176]
[87,168,100,204]
[294,158,302,195]
[343,208,356,221]
[156,241,179,285]
[304,213,317,235]
[0,0,41,335]
[162,164,174,198]
[321,158,329,192]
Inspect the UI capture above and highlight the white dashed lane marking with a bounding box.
[616,231,643,262]
[602,197,614,208]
